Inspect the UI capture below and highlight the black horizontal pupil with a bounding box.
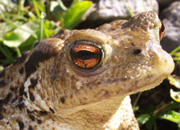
[75,50,100,60]
[70,42,104,69]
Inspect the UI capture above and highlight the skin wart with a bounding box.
[0,11,174,130]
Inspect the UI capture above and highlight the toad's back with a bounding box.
[0,11,174,130]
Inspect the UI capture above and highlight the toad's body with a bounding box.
[0,11,174,130]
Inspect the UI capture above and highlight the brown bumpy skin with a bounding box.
[0,11,174,130]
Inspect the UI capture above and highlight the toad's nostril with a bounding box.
[132,49,142,55]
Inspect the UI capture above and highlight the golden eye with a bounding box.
[159,21,165,40]
[70,41,103,69]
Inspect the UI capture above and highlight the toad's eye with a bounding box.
[70,41,104,69]
[159,21,165,40]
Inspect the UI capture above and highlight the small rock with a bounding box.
[85,0,158,21]
[157,0,178,8]
[161,1,180,52]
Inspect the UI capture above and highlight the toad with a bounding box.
[0,11,174,130]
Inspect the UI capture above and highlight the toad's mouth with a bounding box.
[74,68,174,106]
[103,69,173,98]
[55,72,172,117]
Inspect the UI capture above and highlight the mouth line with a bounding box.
[87,77,129,87]
[93,74,162,97]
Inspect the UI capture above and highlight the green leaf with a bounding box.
[0,66,4,71]
[0,23,8,41]
[0,16,37,38]
[133,105,139,112]
[137,114,151,126]
[170,89,180,102]
[161,110,180,124]
[19,35,36,52]
[3,21,39,48]
[122,0,134,17]
[145,117,154,130]
[170,46,180,56]
[168,76,180,89]
[44,20,56,29]
[57,0,68,11]
[36,1,45,12]
[32,0,41,18]
[0,21,23,41]
[62,1,92,29]
[43,20,57,38]
[0,42,14,64]
[50,1,66,15]
[71,0,79,5]
[3,31,25,47]
[26,11,37,20]
[0,0,16,14]
[39,12,46,41]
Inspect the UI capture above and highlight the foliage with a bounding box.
[0,0,92,69]
[136,101,180,129]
